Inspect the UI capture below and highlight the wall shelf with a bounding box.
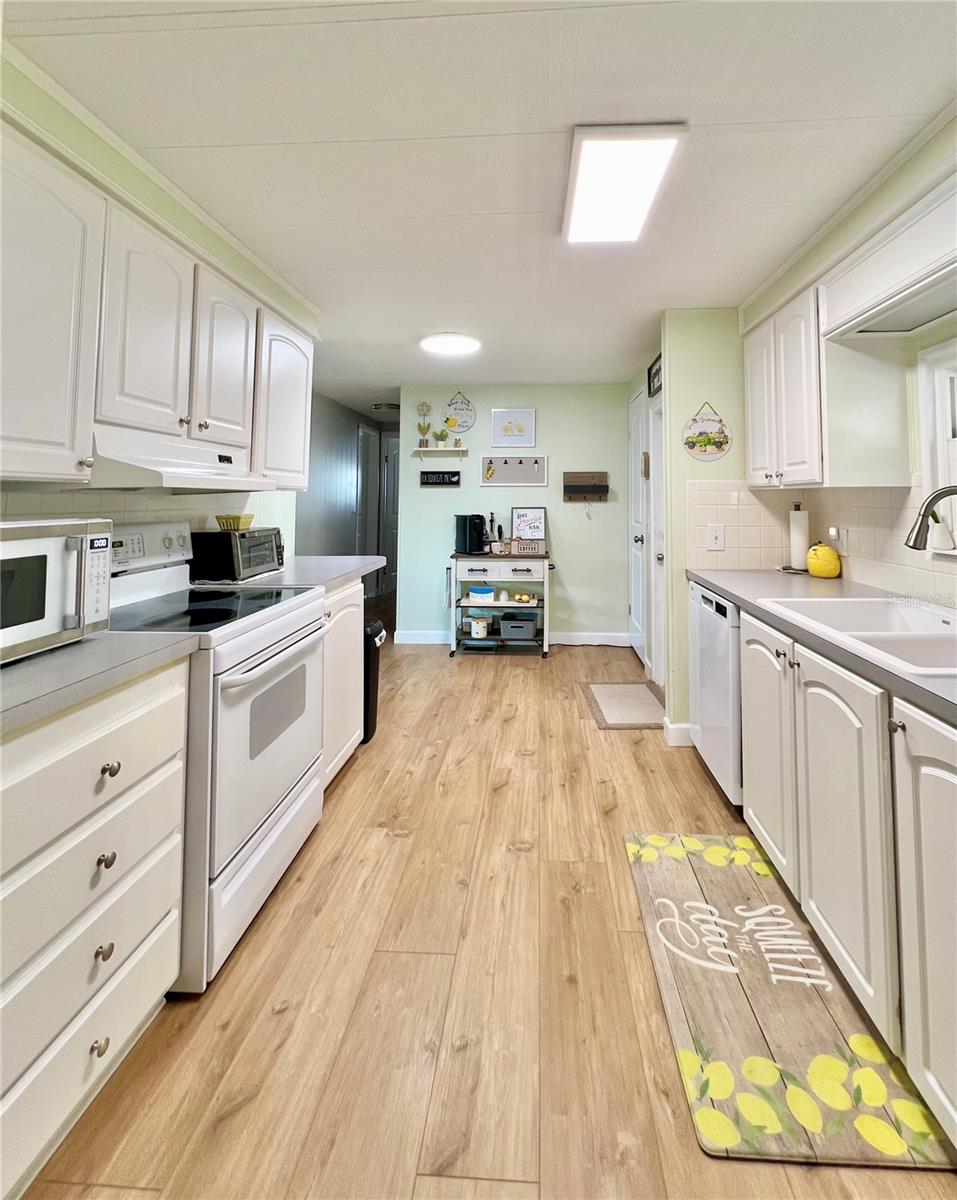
[412,447,468,457]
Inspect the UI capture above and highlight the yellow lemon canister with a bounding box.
[807,541,841,578]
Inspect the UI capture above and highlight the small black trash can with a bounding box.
[362,619,387,743]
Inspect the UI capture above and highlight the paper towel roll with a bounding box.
[789,507,810,571]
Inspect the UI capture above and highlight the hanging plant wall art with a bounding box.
[682,402,732,462]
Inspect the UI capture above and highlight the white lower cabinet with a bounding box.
[740,615,800,894]
[793,645,900,1051]
[891,699,957,1145]
[0,661,189,1199]
[322,581,365,787]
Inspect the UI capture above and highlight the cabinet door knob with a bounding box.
[888,718,906,734]
[96,850,117,870]
[179,416,191,426]
[94,941,115,962]
[197,419,210,431]
[100,760,122,778]
[633,534,644,545]
[90,1037,111,1058]
[765,472,772,481]
[774,471,783,480]
[774,648,787,660]
[77,457,95,469]
[788,658,800,669]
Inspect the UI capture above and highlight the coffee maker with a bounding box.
[455,514,487,555]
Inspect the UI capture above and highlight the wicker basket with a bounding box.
[215,514,254,532]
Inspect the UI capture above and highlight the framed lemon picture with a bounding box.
[492,407,535,447]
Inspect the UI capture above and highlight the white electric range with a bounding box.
[110,521,327,992]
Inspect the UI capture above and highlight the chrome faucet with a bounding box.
[905,485,957,550]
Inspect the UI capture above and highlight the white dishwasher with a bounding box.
[689,581,742,805]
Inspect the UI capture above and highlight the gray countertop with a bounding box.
[272,555,386,591]
[687,568,957,723]
[1,631,199,736]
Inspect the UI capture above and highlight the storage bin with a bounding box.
[500,611,538,640]
[468,586,496,602]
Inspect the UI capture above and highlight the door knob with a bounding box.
[198,420,210,431]
[90,1037,110,1058]
[94,942,115,962]
[634,535,644,544]
[100,760,122,778]
[96,851,117,870]
[77,457,95,469]
[656,553,665,563]
[178,416,191,426]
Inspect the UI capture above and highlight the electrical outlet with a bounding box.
[706,523,725,551]
[828,525,848,555]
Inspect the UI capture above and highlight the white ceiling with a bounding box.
[5,0,956,413]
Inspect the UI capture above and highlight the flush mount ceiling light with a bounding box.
[419,332,482,356]
[563,124,687,244]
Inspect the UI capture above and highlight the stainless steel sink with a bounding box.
[760,597,957,677]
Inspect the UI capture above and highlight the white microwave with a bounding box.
[0,519,113,664]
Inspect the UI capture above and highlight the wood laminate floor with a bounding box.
[31,644,956,1200]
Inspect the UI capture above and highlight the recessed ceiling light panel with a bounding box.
[563,124,686,244]
[419,332,482,356]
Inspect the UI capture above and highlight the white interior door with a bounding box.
[379,434,399,595]
[649,398,666,689]
[628,393,647,662]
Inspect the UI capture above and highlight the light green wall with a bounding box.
[741,118,957,332]
[0,53,320,336]
[396,384,630,638]
[661,309,745,724]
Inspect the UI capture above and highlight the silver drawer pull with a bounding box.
[197,419,210,431]
[90,1037,110,1058]
[100,761,122,778]
[96,851,117,870]
[94,942,115,962]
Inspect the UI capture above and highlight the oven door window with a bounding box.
[1,555,48,629]
[249,664,307,759]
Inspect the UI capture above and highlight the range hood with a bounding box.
[825,261,957,339]
[89,425,275,492]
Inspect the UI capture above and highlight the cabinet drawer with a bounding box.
[0,910,179,1199]
[455,560,545,582]
[1,833,181,1093]
[1,661,188,875]
[1,758,183,983]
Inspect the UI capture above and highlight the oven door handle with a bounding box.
[220,622,327,690]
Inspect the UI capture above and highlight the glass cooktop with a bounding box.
[109,587,309,634]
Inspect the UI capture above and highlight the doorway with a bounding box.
[628,391,648,663]
[378,432,399,597]
[356,424,381,596]
[649,396,666,690]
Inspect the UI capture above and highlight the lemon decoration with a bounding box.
[810,1078,852,1111]
[751,861,773,876]
[681,836,704,850]
[852,1067,887,1108]
[786,1085,823,1134]
[683,1076,698,1103]
[892,1098,939,1137]
[703,845,731,866]
[807,1054,849,1085]
[639,846,658,862]
[664,845,687,859]
[646,835,670,847]
[677,1049,701,1081]
[730,849,751,866]
[853,1114,907,1157]
[733,836,755,850]
[736,1091,782,1134]
[625,840,640,863]
[702,1060,735,1100]
[694,1107,741,1150]
[848,1034,887,1064]
[742,1056,781,1087]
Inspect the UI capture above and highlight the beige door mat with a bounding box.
[580,682,665,729]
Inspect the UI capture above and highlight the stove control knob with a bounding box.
[162,535,173,550]
[177,533,188,547]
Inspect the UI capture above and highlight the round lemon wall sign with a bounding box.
[443,390,476,434]
[682,402,732,462]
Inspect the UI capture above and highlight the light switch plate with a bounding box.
[706,523,725,551]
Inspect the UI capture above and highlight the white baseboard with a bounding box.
[393,630,630,647]
[393,629,448,644]
[663,719,693,747]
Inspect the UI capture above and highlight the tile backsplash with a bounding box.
[0,487,298,553]
[686,480,956,609]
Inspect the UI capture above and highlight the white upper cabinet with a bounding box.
[793,645,899,1051]
[891,699,957,1146]
[739,615,800,895]
[98,206,194,436]
[189,266,257,448]
[0,134,105,482]
[743,318,776,487]
[252,310,314,489]
[774,289,823,486]
[744,286,822,488]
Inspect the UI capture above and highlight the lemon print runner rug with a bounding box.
[626,832,957,1170]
